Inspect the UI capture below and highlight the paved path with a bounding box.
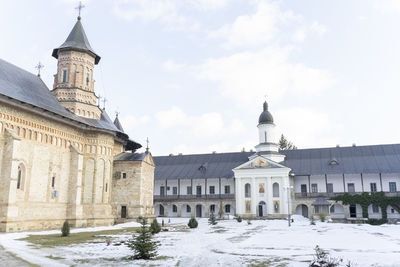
[0,246,31,266]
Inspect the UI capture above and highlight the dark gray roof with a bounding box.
[258,101,274,124]
[153,144,400,180]
[281,144,400,176]
[153,152,253,180]
[0,58,129,136]
[52,18,100,64]
[113,116,124,132]
[114,152,148,161]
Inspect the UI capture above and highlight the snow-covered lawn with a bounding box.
[0,216,399,266]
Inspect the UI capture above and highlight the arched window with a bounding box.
[273,182,280,197]
[245,183,251,198]
[172,204,177,213]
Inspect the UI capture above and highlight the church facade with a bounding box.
[153,102,400,223]
[0,17,154,232]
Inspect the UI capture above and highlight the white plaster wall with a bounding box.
[327,174,345,192]
[343,174,363,192]
[310,175,326,193]
[363,173,381,192]
[381,173,400,191]
[294,176,308,193]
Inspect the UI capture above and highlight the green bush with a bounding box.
[236,216,242,223]
[318,214,326,222]
[61,221,70,237]
[127,218,159,260]
[188,218,198,228]
[247,219,252,225]
[208,212,217,225]
[367,219,387,225]
[310,245,342,267]
[150,219,161,234]
[310,216,316,225]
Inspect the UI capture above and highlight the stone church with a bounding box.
[0,16,154,232]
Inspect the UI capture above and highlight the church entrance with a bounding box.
[349,204,357,218]
[159,205,165,216]
[295,204,309,218]
[258,201,266,217]
[196,204,202,217]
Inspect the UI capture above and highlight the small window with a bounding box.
[370,183,377,192]
[372,204,379,213]
[210,204,215,213]
[391,208,395,214]
[225,204,231,213]
[121,172,127,179]
[245,183,251,198]
[51,176,55,188]
[173,187,177,195]
[224,185,230,194]
[86,73,90,86]
[348,183,355,193]
[327,183,333,193]
[105,183,108,192]
[167,186,170,191]
[311,184,318,193]
[172,205,177,213]
[186,205,191,213]
[187,186,192,195]
[209,186,215,194]
[62,69,68,83]
[17,166,22,189]
[389,182,397,193]
[273,182,280,197]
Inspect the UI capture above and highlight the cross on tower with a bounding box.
[35,62,44,77]
[75,1,85,20]
[115,111,120,117]
[146,137,150,152]
[102,97,107,110]
[97,95,102,107]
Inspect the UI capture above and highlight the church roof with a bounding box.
[114,152,149,161]
[52,18,101,64]
[153,144,400,180]
[0,58,139,142]
[113,115,124,132]
[258,101,274,124]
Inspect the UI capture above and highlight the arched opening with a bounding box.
[273,182,279,197]
[169,204,178,217]
[245,183,251,198]
[296,204,308,217]
[257,201,267,217]
[181,204,191,218]
[159,204,165,216]
[368,204,382,219]
[330,204,345,219]
[196,204,202,218]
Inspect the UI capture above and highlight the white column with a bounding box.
[267,177,273,215]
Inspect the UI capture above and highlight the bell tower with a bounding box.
[51,16,102,120]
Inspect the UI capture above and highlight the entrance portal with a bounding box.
[350,204,357,218]
[258,201,266,217]
[196,204,202,217]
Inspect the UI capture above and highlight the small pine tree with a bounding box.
[188,218,198,228]
[310,216,316,225]
[208,212,217,225]
[236,216,243,223]
[247,219,252,225]
[61,221,70,237]
[127,218,159,260]
[150,219,161,234]
[310,245,342,267]
[279,134,297,150]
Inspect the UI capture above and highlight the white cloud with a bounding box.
[155,106,245,138]
[196,46,332,106]
[187,0,229,10]
[120,114,151,133]
[163,60,185,72]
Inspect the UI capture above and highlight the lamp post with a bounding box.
[286,172,295,227]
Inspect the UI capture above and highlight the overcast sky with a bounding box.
[1,0,400,155]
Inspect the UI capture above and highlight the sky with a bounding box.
[1,0,400,156]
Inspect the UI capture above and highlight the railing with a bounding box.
[295,191,400,199]
[154,194,235,201]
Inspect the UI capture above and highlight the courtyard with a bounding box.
[0,216,398,266]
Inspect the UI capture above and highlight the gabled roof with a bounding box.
[153,144,400,180]
[114,152,148,161]
[52,18,101,64]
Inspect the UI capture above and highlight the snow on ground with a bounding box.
[0,216,399,266]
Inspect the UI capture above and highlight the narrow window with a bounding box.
[51,176,55,188]
[86,73,90,86]
[105,183,108,192]
[273,182,280,197]
[121,206,127,218]
[209,186,215,194]
[186,205,191,213]
[370,183,377,192]
[210,205,215,213]
[224,185,230,194]
[389,182,397,192]
[245,183,251,198]
[172,205,177,213]
[173,186,177,195]
[301,184,307,196]
[196,186,201,196]
[17,166,22,189]
[187,186,192,195]
[348,183,355,193]
[160,186,165,196]
[121,172,127,179]
[264,132,267,142]
[311,183,318,193]
[327,183,333,193]
[63,70,67,83]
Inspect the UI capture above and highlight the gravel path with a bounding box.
[0,246,31,266]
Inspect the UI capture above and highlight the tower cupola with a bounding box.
[258,101,274,124]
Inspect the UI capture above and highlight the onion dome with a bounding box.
[258,101,274,124]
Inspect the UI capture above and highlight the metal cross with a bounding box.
[146,137,150,151]
[75,1,85,19]
[97,95,102,107]
[35,62,44,76]
[115,111,120,117]
[102,97,107,110]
